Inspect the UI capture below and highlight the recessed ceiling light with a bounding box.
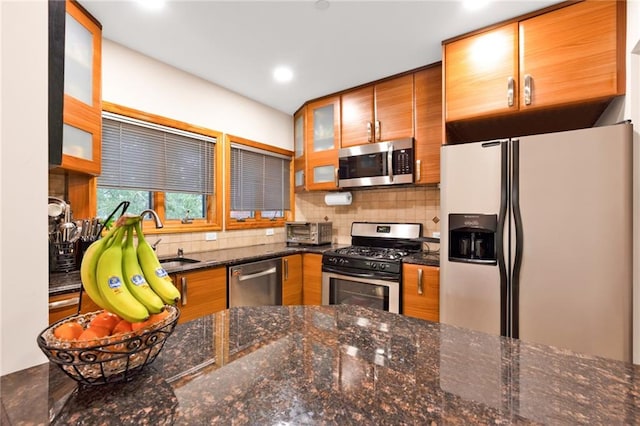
[273,66,294,83]
[463,0,490,11]
[315,0,330,11]
[135,0,166,11]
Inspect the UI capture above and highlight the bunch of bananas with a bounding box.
[80,215,180,323]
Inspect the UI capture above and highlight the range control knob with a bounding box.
[379,263,387,271]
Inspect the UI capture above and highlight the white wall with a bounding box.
[102,40,293,150]
[0,0,49,375]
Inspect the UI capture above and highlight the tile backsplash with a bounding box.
[147,186,441,256]
[295,186,441,244]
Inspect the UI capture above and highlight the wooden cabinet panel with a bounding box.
[341,74,414,147]
[302,253,323,306]
[444,1,625,126]
[293,107,306,192]
[519,0,625,110]
[48,290,101,324]
[402,264,439,322]
[282,254,303,305]
[174,267,226,324]
[341,86,374,147]
[48,292,81,324]
[374,74,414,142]
[444,23,519,122]
[414,65,442,185]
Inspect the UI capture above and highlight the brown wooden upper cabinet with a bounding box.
[304,96,341,191]
[60,0,102,175]
[341,74,414,147]
[414,65,442,185]
[293,107,306,192]
[443,0,626,123]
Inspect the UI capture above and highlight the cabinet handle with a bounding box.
[415,159,421,183]
[284,258,289,281]
[375,120,381,141]
[367,122,373,142]
[524,74,532,106]
[507,76,514,107]
[334,167,339,187]
[49,296,79,309]
[387,142,394,182]
[417,269,423,295]
[181,276,188,306]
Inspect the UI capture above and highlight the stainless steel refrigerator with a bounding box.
[440,122,633,363]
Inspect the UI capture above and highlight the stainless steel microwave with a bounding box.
[338,138,414,188]
[285,222,333,246]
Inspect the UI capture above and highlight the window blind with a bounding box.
[99,113,215,195]
[230,143,291,211]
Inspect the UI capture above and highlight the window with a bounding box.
[98,104,222,232]
[226,134,293,229]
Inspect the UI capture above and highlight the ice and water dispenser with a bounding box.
[448,214,497,264]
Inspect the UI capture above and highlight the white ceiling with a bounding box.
[82,0,560,115]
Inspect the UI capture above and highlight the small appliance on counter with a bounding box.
[285,221,333,246]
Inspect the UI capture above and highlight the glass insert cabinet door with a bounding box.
[305,96,340,190]
[64,11,93,105]
[59,0,102,176]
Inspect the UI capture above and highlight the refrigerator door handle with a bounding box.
[496,141,509,337]
[511,139,523,339]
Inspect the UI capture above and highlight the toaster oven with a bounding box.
[286,222,333,246]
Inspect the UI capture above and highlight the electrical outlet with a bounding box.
[266,228,274,236]
[205,232,217,241]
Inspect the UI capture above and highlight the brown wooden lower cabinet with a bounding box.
[402,264,439,322]
[48,291,102,324]
[172,267,227,324]
[282,254,302,305]
[302,253,323,305]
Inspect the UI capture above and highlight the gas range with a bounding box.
[322,222,423,277]
[321,222,423,313]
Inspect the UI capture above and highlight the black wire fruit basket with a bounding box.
[37,305,179,386]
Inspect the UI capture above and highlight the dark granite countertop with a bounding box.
[49,243,344,296]
[3,305,639,424]
[49,243,438,296]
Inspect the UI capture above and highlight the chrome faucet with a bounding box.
[177,248,184,258]
[181,209,193,224]
[140,209,164,228]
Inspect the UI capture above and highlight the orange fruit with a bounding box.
[77,327,103,342]
[130,318,151,332]
[89,311,120,333]
[112,319,133,335]
[53,321,84,341]
[148,310,170,325]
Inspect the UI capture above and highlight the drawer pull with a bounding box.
[417,269,423,295]
[181,276,188,306]
[507,76,515,107]
[524,74,533,105]
[49,297,79,310]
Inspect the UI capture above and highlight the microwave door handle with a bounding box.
[387,143,394,181]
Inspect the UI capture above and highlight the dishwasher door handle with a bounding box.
[238,267,278,282]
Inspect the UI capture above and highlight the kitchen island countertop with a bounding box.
[2,305,639,424]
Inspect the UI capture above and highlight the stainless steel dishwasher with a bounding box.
[228,258,282,307]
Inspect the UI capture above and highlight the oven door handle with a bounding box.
[322,265,384,280]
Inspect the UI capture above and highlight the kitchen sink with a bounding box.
[159,257,201,269]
